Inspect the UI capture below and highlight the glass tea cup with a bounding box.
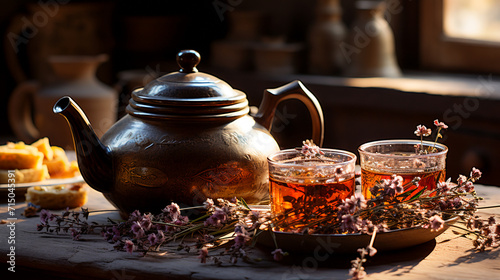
[358,139,448,200]
[267,148,356,232]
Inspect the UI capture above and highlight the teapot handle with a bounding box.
[253,80,324,146]
[8,81,40,142]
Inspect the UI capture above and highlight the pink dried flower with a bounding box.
[234,232,249,249]
[124,239,135,254]
[131,221,145,239]
[427,215,445,231]
[148,233,158,246]
[450,197,462,208]
[339,193,367,215]
[390,175,404,194]
[349,263,367,280]
[379,175,404,198]
[359,220,375,234]
[457,175,467,185]
[462,181,475,193]
[437,180,452,194]
[300,139,324,158]
[174,215,189,226]
[204,209,227,227]
[466,216,480,230]
[157,230,165,244]
[434,119,448,129]
[271,248,285,261]
[40,209,51,224]
[414,143,421,153]
[213,209,227,222]
[103,226,121,243]
[140,214,152,231]
[414,125,432,137]
[493,224,500,235]
[163,202,181,222]
[203,198,214,210]
[366,245,377,257]
[198,247,209,263]
[69,228,81,241]
[341,214,359,233]
[470,167,482,182]
[129,210,141,221]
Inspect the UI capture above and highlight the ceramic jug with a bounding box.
[342,0,402,77]
[8,54,117,150]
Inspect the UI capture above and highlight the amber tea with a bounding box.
[268,148,356,232]
[359,140,448,200]
[361,168,446,199]
[270,176,355,231]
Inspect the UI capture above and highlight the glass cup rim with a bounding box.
[358,139,448,158]
[268,148,357,167]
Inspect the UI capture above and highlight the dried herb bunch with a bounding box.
[34,136,500,280]
[37,197,278,264]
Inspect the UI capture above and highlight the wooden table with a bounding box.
[1,185,499,280]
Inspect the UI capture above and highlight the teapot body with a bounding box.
[54,50,324,217]
[101,114,279,214]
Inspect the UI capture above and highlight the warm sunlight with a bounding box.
[444,0,500,42]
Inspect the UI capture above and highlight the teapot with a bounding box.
[54,50,324,217]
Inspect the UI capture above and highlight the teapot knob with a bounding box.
[177,50,200,73]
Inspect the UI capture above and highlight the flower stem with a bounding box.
[369,228,377,248]
[180,206,206,211]
[270,224,279,249]
[420,135,424,153]
[476,204,500,210]
[432,127,442,152]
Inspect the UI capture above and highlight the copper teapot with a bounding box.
[54,50,324,216]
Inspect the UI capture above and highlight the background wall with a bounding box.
[1,0,499,185]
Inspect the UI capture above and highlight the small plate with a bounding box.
[255,211,458,254]
[0,174,85,189]
[0,151,85,199]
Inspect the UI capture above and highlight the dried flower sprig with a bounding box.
[414,119,448,154]
[33,166,498,279]
[37,207,112,240]
[349,229,378,280]
[35,196,282,265]
[297,139,324,159]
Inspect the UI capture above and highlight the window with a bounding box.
[444,0,500,43]
[420,0,500,74]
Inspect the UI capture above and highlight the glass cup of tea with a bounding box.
[358,139,448,200]
[267,148,356,232]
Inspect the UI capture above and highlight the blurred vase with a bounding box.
[8,54,117,149]
[342,0,402,77]
[308,0,347,75]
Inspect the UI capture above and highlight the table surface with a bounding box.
[1,184,499,280]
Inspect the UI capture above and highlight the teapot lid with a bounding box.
[126,50,249,121]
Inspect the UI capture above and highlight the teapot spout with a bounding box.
[53,96,113,193]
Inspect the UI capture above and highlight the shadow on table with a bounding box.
[257,239,436,269]
[447,247,500,267]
